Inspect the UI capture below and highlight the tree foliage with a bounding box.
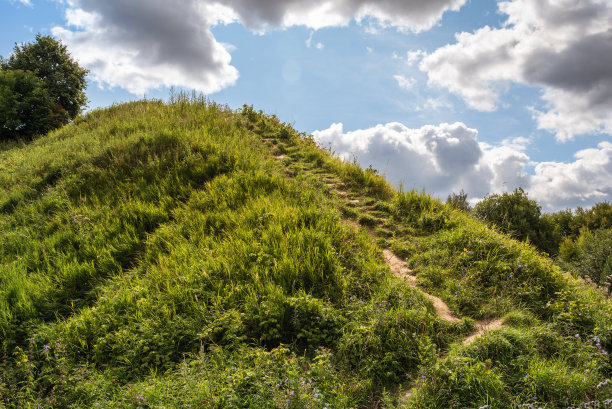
[472,188,559,254]
[0,69,68,139]
[446,189,471,211]
[0,34,87,140]
[560,229,612,292]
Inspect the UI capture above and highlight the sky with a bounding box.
[2,0,611,212]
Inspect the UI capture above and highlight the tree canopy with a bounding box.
[1,34,87,140]
[0,69,68,139]
[473,188,559,255]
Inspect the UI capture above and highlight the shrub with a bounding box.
[2,35,88,121]
[0,69,68,140]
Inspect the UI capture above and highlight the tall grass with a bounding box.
[0,97,611,407]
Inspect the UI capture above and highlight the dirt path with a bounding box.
[384,249,505,404]
[270,151,504,342]
[462,318,505,346]
[270,147,505,403]
[383,249,460,323]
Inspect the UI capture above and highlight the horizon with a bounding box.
[2,0,611,212]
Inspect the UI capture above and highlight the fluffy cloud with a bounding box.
[529,142,612,210]
[51,0,239,95]
[52,0,465,95]
[313,121,490,196]
[218,0,465,32]
[420,0,612,141]
[313,122,612,211]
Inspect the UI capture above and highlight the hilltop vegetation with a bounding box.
[1,97,611,408]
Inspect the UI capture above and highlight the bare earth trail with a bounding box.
[270,146,505,404]
[382,248,505,402]
[383,249,504,338]
[269,150,505,340]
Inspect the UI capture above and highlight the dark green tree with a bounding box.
[2,34,88,121]
[0,69,68,140]
[446,189,471,212]
[473,188,559,254]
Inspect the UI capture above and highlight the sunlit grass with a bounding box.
[0,96,611,408]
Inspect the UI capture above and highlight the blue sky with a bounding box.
[2,0,611,211]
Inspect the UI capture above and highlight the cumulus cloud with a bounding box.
[52,0,238,95]
[313,121,489,196]
[219,0,466,33]
[529,142,612,210]
[420,0,612,141]
[52,0,465,95]
[313,122,612,211]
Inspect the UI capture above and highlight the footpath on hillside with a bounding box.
[269,143,507,401]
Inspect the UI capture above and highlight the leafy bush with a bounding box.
[473,188,559,255]
[2,35,88,121]
[0,69,68,140]
[559,229,612,291]
[0,35,87,140]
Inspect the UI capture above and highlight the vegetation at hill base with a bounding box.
[0,34,88,141]
[466,188,612,292]
[1,95,611,408]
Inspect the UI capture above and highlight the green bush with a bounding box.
[0,69,68,140]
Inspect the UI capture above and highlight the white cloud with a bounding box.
[305,31,314,48]
[529,142,612,211]
[406,49,426,66]
[419,97,453,111]
[394,74,416,90]
[313,121,487,196]
[420,0,612,141]
[8,0,32,6]
[313,122,612,211]
[306,31,324,49]
[222,0,466,33]
[53,0,466,95]
[53,0,239,95]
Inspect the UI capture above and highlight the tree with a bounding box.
[446,189,471,212]
[473,188,559,255]
[0,69,68,140]
[2,34,88,122]
[559,229,612,292]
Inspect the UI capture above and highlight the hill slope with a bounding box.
[1,98,611,408]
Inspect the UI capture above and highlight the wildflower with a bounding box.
[597,379,610,389]
[575,334,580,339]
[135,394,147,404]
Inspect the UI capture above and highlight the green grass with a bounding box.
[1,97,611,408]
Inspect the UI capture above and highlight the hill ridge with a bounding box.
[1,99,611,408]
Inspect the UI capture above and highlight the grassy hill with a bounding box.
[1,96,611,408]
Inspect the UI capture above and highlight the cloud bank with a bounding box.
[419,0,612,141]
[52,0,464,95]
[313,122,612,211]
